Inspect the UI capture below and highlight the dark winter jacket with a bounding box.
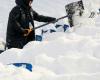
[6,0,56,49]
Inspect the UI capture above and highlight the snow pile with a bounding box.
[0,26,100,79]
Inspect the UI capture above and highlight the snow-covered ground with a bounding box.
[0,0,100,80]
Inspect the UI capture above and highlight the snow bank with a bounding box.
[0,29,100,79]
[0,17,100,80]
[0,62,100,80]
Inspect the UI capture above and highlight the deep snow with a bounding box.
[0,0,100,80]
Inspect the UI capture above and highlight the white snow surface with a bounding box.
[0,0,100,80]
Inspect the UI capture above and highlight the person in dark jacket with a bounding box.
[6,0,56,49]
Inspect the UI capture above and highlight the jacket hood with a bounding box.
[15,0,33,9]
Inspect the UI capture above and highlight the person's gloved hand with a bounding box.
[23,28,33,37]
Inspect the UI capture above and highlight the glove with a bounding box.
[23,28,33,37]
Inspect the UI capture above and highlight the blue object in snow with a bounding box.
[63,24,69,32]
[50,29,56,33]
[12,63,33,72]
[55,24,62,28]
[35,35,42,41]
[42,29,48,34]
[99,9,100,12]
